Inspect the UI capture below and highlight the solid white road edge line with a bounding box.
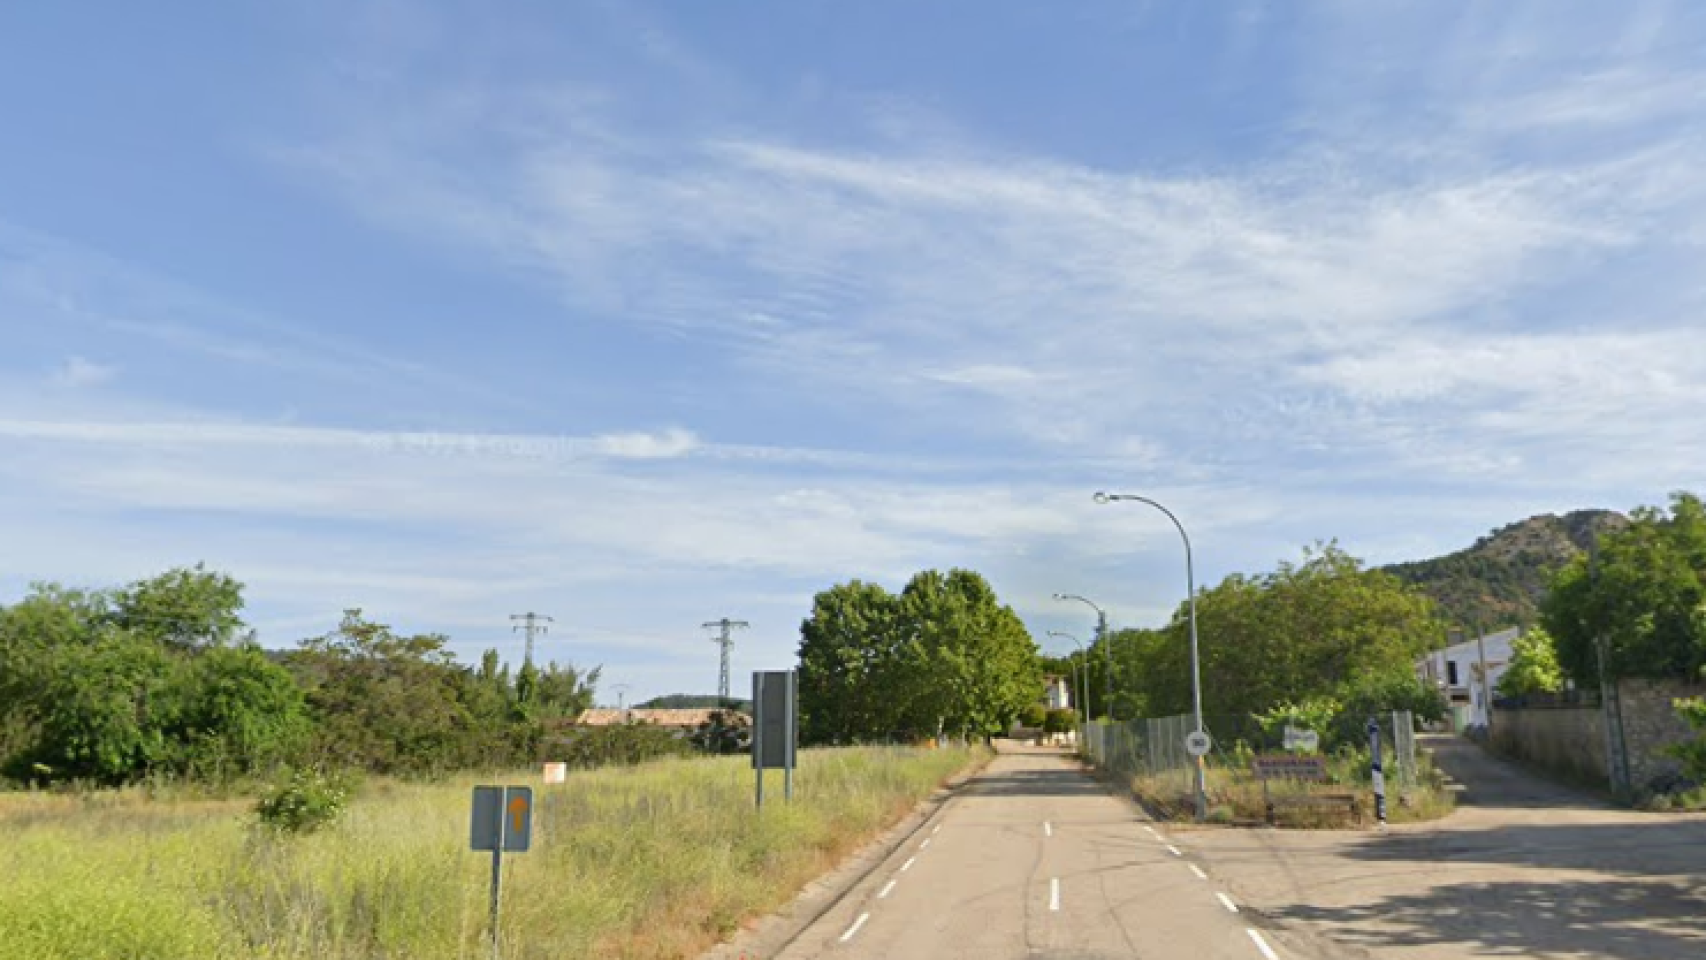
[1167,845,1183,857]
[901,856,917,873]
[840,913,871,943]
[879,879,897,899]
[1247,928,1280,960]
[1050,877,1061,912]
[1218,892,1240,914]
[1189,864,1208,880]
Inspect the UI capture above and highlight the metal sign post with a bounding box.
[752,670,798,809]
[472,785,534,958]
[1367,718,1387,827]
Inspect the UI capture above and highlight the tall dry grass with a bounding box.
[0,745,980,959]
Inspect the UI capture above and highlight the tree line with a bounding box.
[1094,543,1447,746]
[0,566,598,786]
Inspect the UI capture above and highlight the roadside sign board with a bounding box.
[1282,726,1320,752]
[752,670,797,770]
[1184,730,1213,757]
[1250,754,1331,782]
[471,785,533,853]
[542,762,566,784]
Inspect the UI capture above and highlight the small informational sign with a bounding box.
[1184,729,1213,757]
[752,670,798,808]
[542,762,566,784]
[1283,726,1320,752]
[471,785,533,853]
[1250,754,1331,782]
[752,670,798,771]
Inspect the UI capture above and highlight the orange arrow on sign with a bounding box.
[507,795,528,834]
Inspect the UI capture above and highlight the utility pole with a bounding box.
[1097,609,1111,721]
[1589,541,1632,799]
[703,618,750,704]
[612,683,632,722]
[510,612,553,667]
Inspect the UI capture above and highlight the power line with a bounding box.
[510,612,553,667]
[702,617,750,703]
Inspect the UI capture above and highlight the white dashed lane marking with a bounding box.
[1218,892,1240,914]
[1049,877,1061,912]
[1247,928,1280,960]
[878,879,897,899]
[839,912,870,943]
[1189,864,1208,880]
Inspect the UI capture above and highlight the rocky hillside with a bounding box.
[1382,509,1629,633]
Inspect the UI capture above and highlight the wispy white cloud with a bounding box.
[51,356,117,388]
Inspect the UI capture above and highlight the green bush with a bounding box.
[1019,704,1048,729]
[254,768,353,834]
[1043,709,1077,734]
[549,722,695,769]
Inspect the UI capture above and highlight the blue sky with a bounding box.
[3,1,1704,702]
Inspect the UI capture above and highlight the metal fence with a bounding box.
[1390,709,1417,791]
[1083,709,1423,790]
[1082,713,1198,795]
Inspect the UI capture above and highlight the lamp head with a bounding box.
[1092,491,1111,504]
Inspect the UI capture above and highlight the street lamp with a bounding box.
[1052,592,1110,720]
[1094,491,1207,821]
[1045,630,1089,735]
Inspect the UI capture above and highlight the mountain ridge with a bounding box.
[1381,508,1629,635]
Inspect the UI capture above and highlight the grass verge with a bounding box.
[1122,751,1455,828]
[0,745,982,959]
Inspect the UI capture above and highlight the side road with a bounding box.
[1184,734,1706,960]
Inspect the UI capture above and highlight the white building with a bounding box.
[1417,627,1518,730]
[1043,675,1073,711]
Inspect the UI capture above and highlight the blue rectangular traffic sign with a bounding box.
[471,785,533,853]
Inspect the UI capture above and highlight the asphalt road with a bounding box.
[1187,734,1706,960]
[775,744,1320,960]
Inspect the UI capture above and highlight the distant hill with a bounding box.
[635,693,752,711]
[1381,509,1628,635]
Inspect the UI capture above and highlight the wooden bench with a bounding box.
[1251,754,1361,825]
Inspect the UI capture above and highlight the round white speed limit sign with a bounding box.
[1184,730,1213,757]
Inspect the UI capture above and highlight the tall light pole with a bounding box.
[1094,491,1207,821]
[1046,631,1089,730]
[1053,593,1110,720]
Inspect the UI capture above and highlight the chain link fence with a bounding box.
[1083,709,1421,789]
[1082,713,1198,796]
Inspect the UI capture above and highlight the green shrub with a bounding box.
[1043,709,1077,734]
[549,722,695,769]
[254,768,353,833]
[1019,704,1048,729]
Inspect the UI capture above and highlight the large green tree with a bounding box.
[797,569,1040,743]
[111,565,247,652]
[289,610,474,774]
[1542,492,1706,684]
[1116,543,1444,722]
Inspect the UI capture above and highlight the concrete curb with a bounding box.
[698,748,994,960]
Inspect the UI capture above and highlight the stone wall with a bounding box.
[1490,678,1706,795]
[1491,701,1607,789]
[1620,678,1706,792]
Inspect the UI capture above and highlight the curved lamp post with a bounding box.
[1052,592,1110,720]
[1045,630,1089,734]
[1094,491,1207,821]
